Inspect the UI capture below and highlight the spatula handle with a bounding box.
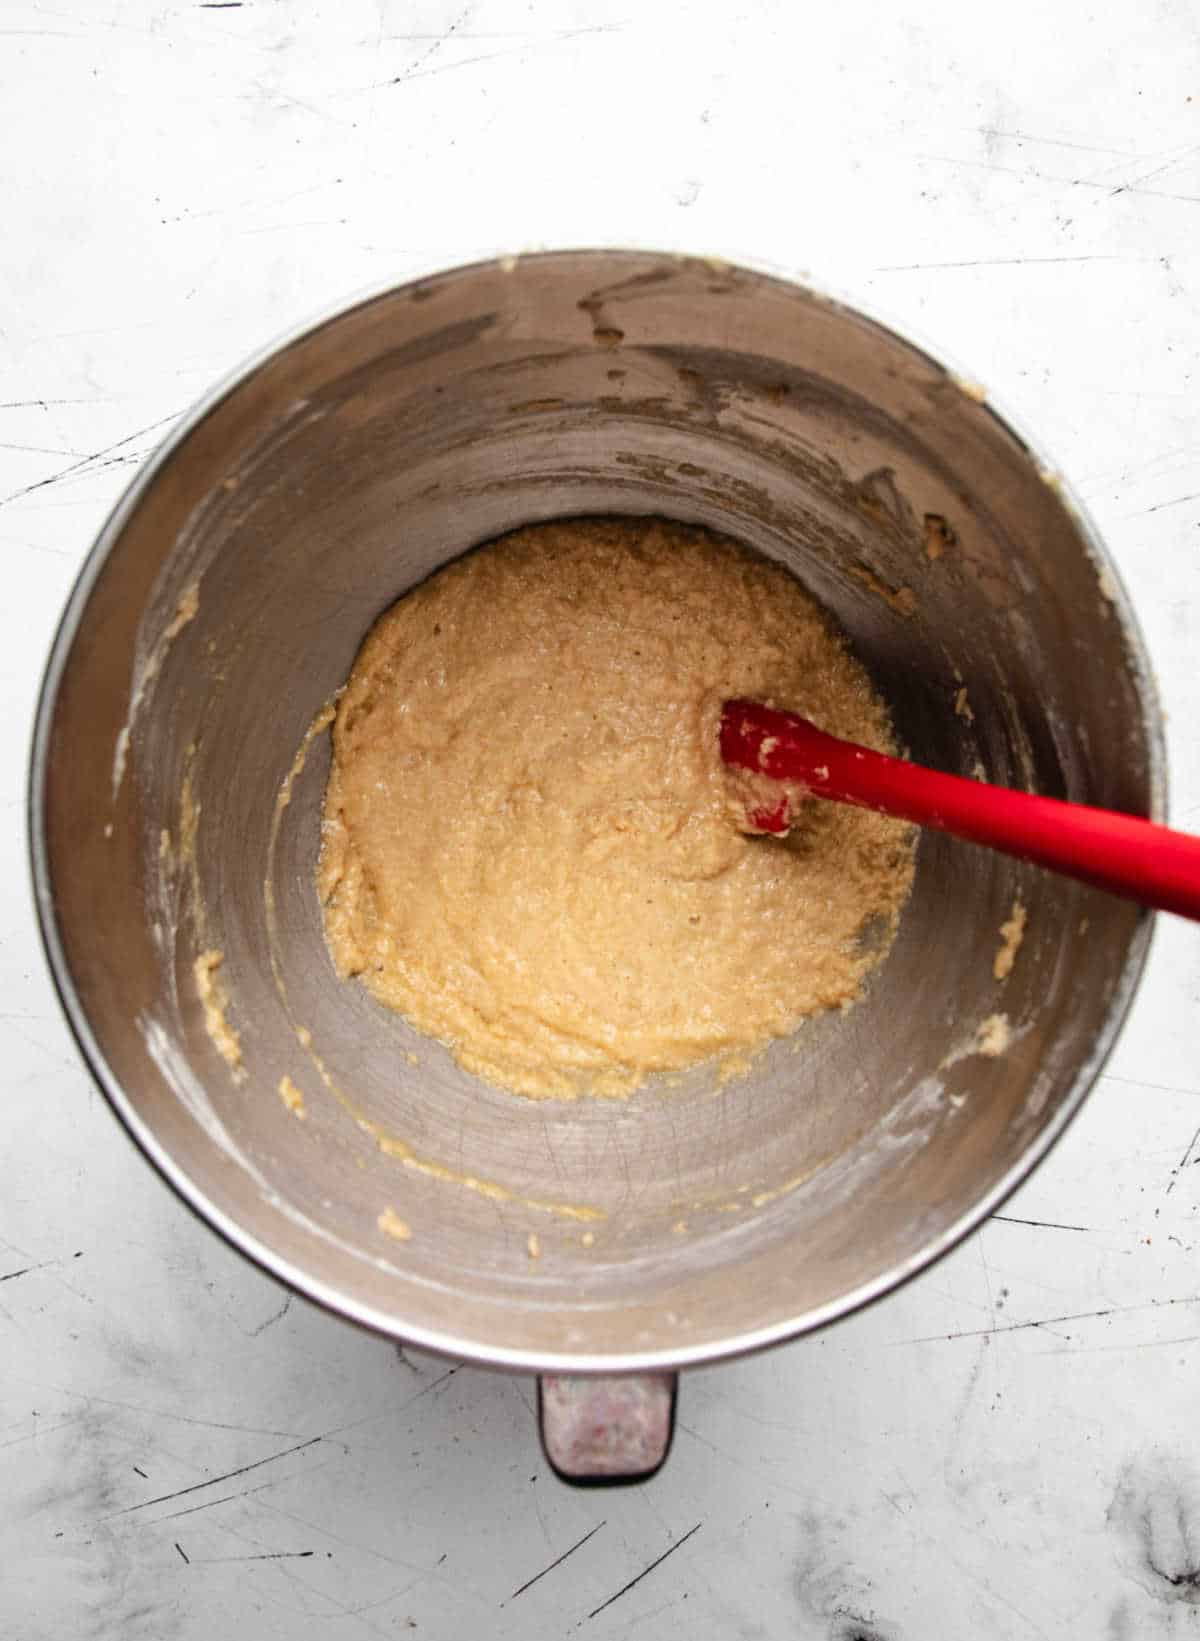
[721,700,1200,922]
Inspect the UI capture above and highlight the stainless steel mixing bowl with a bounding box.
[31,250,1162,1477]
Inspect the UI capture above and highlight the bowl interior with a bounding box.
[35,252,1158,1368]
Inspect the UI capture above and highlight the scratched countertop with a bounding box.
[4,4,1200,1637]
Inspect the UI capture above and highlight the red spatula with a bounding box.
[720,698,1200,922]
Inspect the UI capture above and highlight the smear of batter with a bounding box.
[377,1207,412,1242]
[319,518,914,1099]
[973,1012,1012,1058]
[993,899,1027,981]
[112,580,200,798]
[193,949,243,1076]
[277,1074,307,1119]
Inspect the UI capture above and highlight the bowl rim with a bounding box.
[27,246,1166,1374]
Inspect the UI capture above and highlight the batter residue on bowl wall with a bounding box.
[277,1074,307,1119]
[318,517,914,1099]
[193,949,243,1077]
[993,898,1027,981]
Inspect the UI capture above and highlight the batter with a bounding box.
[318,518,914,1099]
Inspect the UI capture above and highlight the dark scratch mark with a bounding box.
[0,441,90,456]
[0,412,179,508]
[104,1436,323,1519]
[157,1479,287,1522]
[583,1522,701,1622]
[249,1292,293,1336]
[877,254,1131,271]
[401,1365,458,1407]
[529,1462,553,1550]
[383,42,547,89]
[1041,1328,1200,1358]
[916,150,1200,205]
[1165,1124,1200,1197]
[1110,142,1200,199]
[240,1486,433,1576]
[389,3,472,90]
[991,1214,1094,1232]
[0,398,122,408]
[175,1542,189,1564]
[1141,491,1200,517]
[1102,1073,1200,1100]
[152,1451,347,1524]
[507,1521,607,1603]
[132,1466,147,1478]
[1,1258,57,1283]
[200,3,243,7]
[0,1415,87,1453]
[903,1293,1200,1344]
[193,1551,316,1562]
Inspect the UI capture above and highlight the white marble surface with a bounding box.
[4,3,1200,1636]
